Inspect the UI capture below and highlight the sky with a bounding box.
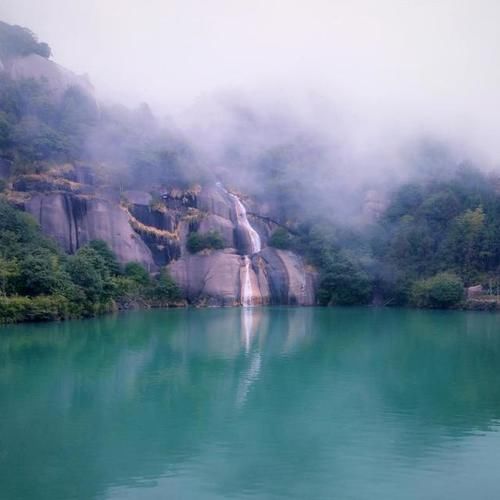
[2,0,500,164]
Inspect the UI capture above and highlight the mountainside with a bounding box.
[7,168,317,306]
[0,21,317,313]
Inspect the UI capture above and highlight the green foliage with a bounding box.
[0,199,183,322]
[317,256,372,306]
[0,257,19,296]
[268,227,293,250]
[0,295,69,323]
[410,272,464,309]
[0,199,58,259]
[292,222,372,306]
[372,167,500,306]
[124,262,150,285]
[187,230,225,253]
[66,246,116,310]
[89,240,121,276]
[0,75,98,167]
[17,251,68,296]
[146,269,182,303]
[442,207,488,282]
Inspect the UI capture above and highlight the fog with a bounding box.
[2,0,500,184]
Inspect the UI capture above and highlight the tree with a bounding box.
[0,257,19,296]
[410,272,464,308]
[317,256,372,306]
[147,269,181,302]
[89,240,121,276]
[124,262,150,285]
[268,227,293,250]
[66,246,113,305]
[443,207,488,282]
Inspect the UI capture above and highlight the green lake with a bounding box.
[1,307,500,499]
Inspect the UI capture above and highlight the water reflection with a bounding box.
[1,307,500,500]
[236,308,262,407]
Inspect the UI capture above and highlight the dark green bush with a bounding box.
[124,262,150,285]
[0,295,69,323]
[187,230,225,253]
[317,257,372,306]
[410,272,464,309]
[268,227,293,250]
[89,240,121,276]
[146,269,182,303]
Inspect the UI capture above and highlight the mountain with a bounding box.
[0,20,317,319]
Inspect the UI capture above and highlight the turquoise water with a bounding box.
[1,307,500,500]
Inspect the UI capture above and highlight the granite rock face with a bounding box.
[198,214,236,248]
[25,192,154,268]
[167,186,317,306]
[257,248,317,305]
[168,250,242,306]
[168,247,317,307]
[13,171,317,305]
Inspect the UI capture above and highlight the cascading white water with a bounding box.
[241,256,254,307]
[227,192,261,254]
[216,182,262,306]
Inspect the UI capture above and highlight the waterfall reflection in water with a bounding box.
[237,308,262,407]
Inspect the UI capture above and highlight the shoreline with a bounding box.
[2,299,500,326]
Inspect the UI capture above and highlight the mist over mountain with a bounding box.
[3,0,500,163]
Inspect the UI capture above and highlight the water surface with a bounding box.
[1,307,500,499]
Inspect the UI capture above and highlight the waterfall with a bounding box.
[241,256,254,307]
[228,193,261,254]
[216,182,262,306]
[230,193,261,306]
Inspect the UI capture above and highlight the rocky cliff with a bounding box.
[0,19,317,308]
[8,165,317,306]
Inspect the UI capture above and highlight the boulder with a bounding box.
[168,250,241,306]
[467,284,483,299]
[257,247,317,305]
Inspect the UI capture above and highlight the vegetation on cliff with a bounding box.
[0,200,181,323]
[186,230,225,253]
[0,74,97,167]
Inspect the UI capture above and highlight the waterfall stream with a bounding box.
[217,183,261,306]
[228,193,261,254]
[241,256,254,307]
